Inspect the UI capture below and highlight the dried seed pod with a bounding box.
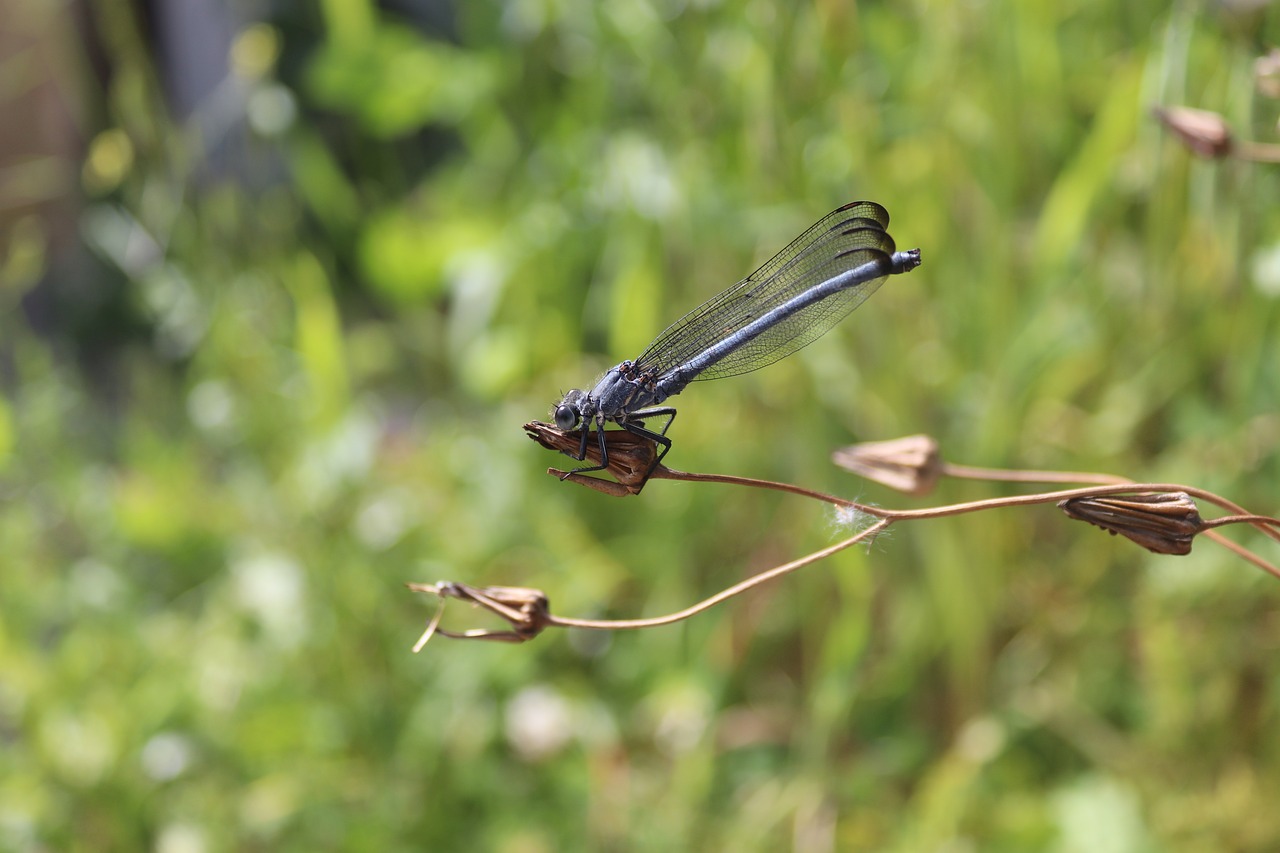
[832,434,942,496]
[524,420,661,495]
[408,582,552,643]
[1058,492,1204,556]
[1153,106,1234,159]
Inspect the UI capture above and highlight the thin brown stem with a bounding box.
[1200,530,1280,581]
[436,428,1280,645]
[1235,140,1280,163]
[940,462,1133,486]
[661,471,1280,578]
[542,519,890,631]
[657,467,860,507]
[870,482,1280,546]
[666,467,1280,567]
[1200,513,1280,531]
[411,593,448,652]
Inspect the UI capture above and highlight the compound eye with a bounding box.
[554,404,579,431]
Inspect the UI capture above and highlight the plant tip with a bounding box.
[1153,106,1234,159]
[1058,492,1203,556]
[832,434,942,496]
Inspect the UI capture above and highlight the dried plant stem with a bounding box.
[1202,531,1280,579]
[939,462,1132,486]
[543,519,889,632]
[420,426,1280,643]
[666,469,1280,547]
[1236,141,1280,163]
[662,474,1280,580]
[412,594,448,652]
[534,483,1280,632]
[1202,514,1280,530]
[929,466,1280,572]
[657,468,858,507]
[884,485,1278,580]
[874,483,1275,532]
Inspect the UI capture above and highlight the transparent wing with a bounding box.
[632,201,895,381]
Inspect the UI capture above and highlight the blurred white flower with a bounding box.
[505,685,574,761]
[141,732,196,781]
[231,551,307,646]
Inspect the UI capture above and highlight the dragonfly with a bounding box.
[552,201,921,476]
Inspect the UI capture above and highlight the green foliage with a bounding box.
[3,0,1280,849]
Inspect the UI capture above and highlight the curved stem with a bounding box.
[1236,140,1280,163]
[1201,514,1280,531]
[663,465,1280,552]
[1200,530,1280,580]
[544,519,890,631]
[941,462,1133,486]
[656,467,859,507]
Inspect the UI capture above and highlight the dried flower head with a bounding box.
[831,434,942,497]
[524,420,661,496]
[1058,492,1203,556]
[1153,106,1234,159]
[408,582,551,643]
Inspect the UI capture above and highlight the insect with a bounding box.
[552,201,921,476]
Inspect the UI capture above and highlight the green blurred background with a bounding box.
[3,0,1280,849]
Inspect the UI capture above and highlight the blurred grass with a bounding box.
[2,0,1280,850]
